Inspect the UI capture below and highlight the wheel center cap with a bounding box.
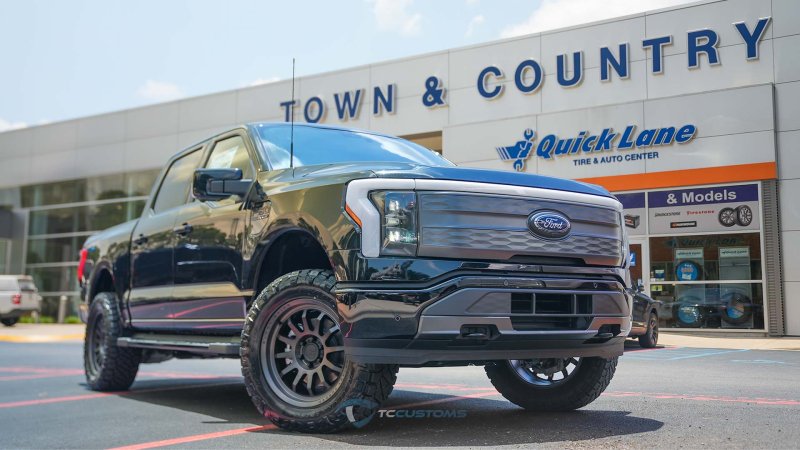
[302,342,320,361]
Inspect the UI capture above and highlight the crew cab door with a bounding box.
[169,133,256,332]
[129,147,204,329]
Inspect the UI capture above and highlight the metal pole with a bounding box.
[57,295,68,324]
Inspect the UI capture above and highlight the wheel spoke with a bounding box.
[305,371,314,393]
[287,319,302,337]
[324,346,344,354]
[316,368,330,388]
[301,310,311,333]
[277,334,296,345]
[280,363,297,376]
[323,359,343,373]
[311,317,321,336]
[275,351,292,359]
[291,369,304,390]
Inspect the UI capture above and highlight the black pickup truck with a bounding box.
[78,123,632,432]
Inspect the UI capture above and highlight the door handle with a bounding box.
[172,223,193,236]
[133,234,148,246]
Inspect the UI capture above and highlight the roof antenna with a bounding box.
[289,57,296,170]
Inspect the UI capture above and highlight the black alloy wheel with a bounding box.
[509,357,582,387]
[261,299,346,407]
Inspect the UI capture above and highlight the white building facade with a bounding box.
[0,0,797,335]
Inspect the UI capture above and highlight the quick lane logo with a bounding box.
[497,124,697,170]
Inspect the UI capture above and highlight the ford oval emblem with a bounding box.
[527,211,571,240]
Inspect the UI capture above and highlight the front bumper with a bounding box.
[335,272,632,366]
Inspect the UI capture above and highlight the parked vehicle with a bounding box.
[0,275,41,326]
[78,123,632,432]
[627,287,661,348]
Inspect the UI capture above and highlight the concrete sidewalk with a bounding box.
[659,331,800,351]
[2,324,799,350]
[0,324,85,343]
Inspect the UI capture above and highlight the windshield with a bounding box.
[255,124,453,170]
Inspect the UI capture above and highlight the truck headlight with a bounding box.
[371,191,418,256]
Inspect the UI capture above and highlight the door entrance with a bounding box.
[628,237,649,293]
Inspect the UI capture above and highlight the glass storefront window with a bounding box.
[20,169,159,208]
[26,235,90,264]
[648,232,763,330]
[28,200,146,236]
[648,233,762,283]
[650,282,764,330]
[27,266,77,293]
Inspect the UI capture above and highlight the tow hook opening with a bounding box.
[585,324,621,343]
[459,324,499,340]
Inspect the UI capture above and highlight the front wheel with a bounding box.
[485,357,618,411]
[241,270,397,433]
[1,317,19,327]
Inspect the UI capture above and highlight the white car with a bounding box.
[0,275,41,326]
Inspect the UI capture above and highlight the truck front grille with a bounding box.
[417,192,623,266]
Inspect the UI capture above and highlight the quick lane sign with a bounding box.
[497,124,696,171]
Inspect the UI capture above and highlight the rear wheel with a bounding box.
[83,292,141,391]
[1,317,18,327]
[485,356,617,411]
[241,270,397,433]
[638,312,659,348]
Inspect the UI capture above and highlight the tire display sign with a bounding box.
[647,184,760,234]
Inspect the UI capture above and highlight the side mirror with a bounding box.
[193,168,252,202]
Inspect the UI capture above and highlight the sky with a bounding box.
[0,0,695,131]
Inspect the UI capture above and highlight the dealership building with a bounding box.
[0,0,798,335]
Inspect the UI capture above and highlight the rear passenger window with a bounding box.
[152,149,203,214]
[17,280,36,291]
[206,136,254,179]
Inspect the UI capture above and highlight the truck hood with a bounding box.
[292,162,613,198]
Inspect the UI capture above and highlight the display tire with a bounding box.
[735,205,753,226]
[241,269,398,433]
[674,296,703,328]
[485,357,617,411]
[720,292,753,325]
[638,312,659,348]
[718,207,737,227]
[83,292,141,391]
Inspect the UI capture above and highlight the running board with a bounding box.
[116,334,240,356]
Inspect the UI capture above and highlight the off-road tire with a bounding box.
[84,292,141,391]
[638,312,659,348]
[485,357,618,411]
[1,317,18,327]
[241,269,398,433]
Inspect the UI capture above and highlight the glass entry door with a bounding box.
[628,237,649,293]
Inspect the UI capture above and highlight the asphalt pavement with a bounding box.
[0,340,798,449]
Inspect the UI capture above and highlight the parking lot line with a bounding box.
[623,347,750,361]
[108,424,277,450]
[106,387,499,450]
[0,379,241,409]
[603,391,800,406]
